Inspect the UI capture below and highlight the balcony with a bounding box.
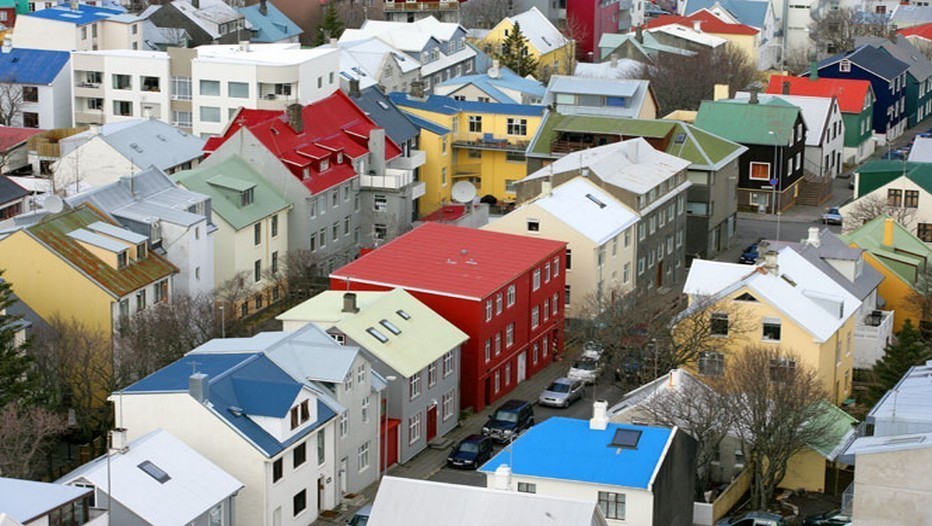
[73,83,104,98]
[453,136,529,153]
[853,309,894,369]
[74,110,105,125]
[453,162,481,177]
[359,168,415,190]
[383,1,460,12]
[389,149,426,171]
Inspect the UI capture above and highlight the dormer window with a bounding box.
[290,399,310,430]
[840,60,851,73]
[117,251,128,269]
[137,243,147,259]
[337,153,343,163]
[241,187,255,206]
[321,159,330,171]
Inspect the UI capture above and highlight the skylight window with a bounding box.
[380,319,402,335]
[585,193,607,209]
[366,327,389,343]
[138,461,171,483]
[608,428,642,450]
[674,133,687,144]
[396,309,411,320]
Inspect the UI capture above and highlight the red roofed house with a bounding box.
[330,222,567,412]
[0,126,43,174]
[202,89,421,272]
[646,10,761,68]
[767,70,876,163]
[898,22,932,46]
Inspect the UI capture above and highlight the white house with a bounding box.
[190,43,339,137]
[72,50,172,126]
[12,4,144,52]
[0,478,106,526]
[334,38,422,94]
[0,48,72,129]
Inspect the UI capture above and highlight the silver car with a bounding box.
[567,358,602,384]
[539,377,585,408]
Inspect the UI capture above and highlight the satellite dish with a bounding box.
[451,181,477,204]
[41,195,64,214]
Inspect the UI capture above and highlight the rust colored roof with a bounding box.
[766,75,873,114]
[26,203,177,298]
[646,10,759,35]
[0,127,44,152]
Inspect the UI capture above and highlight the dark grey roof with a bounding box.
[0,176,28,205]
[350,86,419,146]
[856,35,932,82]
[844,45,910,81]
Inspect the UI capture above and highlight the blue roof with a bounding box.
[0,48,70,85]
[820,44,910,81]
[683,0,768,28]
[238,3,301,43]
[405,113,450,136]
[122,353,336,457]
[388,92,546,117]
[479,418,673,489]
[436,68,545,104]
[25,3,124,25]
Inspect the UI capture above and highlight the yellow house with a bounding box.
[478,7,576,79]
[841,216,932,332]
[390,92,544,216]
[679,247,857,406]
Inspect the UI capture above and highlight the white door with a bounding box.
[339,457,348,494]
[517,351,527,383]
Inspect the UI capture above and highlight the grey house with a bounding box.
[278,290,468,466]
[58,429,243,526]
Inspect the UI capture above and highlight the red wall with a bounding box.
[568,0,620,60]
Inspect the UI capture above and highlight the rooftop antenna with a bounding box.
[191,360,200,376]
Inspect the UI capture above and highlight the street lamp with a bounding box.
[381,375,397,481]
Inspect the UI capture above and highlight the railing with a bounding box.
[841,482,854,515]
[383,1,460,11]
[854,309,893,340]
[453,138,529,153]
[389,149,426,170]
[359,168,414,190]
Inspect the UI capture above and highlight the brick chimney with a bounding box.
[286,103,303,133]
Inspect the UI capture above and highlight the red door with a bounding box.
[380,418,399,471]
[426,405,438,443]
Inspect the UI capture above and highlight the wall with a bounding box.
[10,16,75,50]
[651,430,697,526]
[860,250,921,332]
[335,353,380,493]
[411,126,454,216]
[53,138,132,193]
[780,447,827,493]
[852,445,932,525]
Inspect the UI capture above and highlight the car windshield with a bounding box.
[458,442,479,453]
[493,410,519,423]
[573,360,598,371]
[547,382,571,393]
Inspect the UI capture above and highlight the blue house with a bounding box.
[478,407,696,526]
[858,35,932,128]
[238,0,301,43]
[810,45,910,140]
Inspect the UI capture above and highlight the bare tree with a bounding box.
[0,402,67,479]
[668,294,756,369]
[263,248,325,304]
[809,7,894,59]
[0,82,22,127]
[719,346,833,510]
[215,270,256,320]
[842,195,916,231]
[460,0,514,30]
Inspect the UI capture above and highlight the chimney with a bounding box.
[762,250,778,275]
[581,166,590,177]
[342,292,360,313]
[626,139,640,163]
[489,59,501,78]
[286,103,303,133]
[713,84,729,101]
[238,40,249,53]
[610,53,618,68]
[189,372,209,403]
[1,37,11,54]
[590,400,609,430]
[541,178,552,196]
[110,428,129,453]
[349,78,361,97]
[409,80,425,100]
[883,217,895,247]
[191,0,198,8]
[494,465,513,490]
[258,0,267,15]
[809,60,819,81]
[748,88,759,104]
[807,226,821,248]
[668,369,682,389]
[693,20,702,32]
[70,0,78,11]
[330,38,338,47]
[782,80,791,95]
[635,25,644,43]
[368,128,386,178]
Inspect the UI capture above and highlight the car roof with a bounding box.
[552,377,575,385]
[356,504,373,515]
[497,399,530,410]
[461,434,487,443]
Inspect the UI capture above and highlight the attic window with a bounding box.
[840,60,851,73]
[674,133,687,144]
[379,319,402,335]
[608,428,641,449]
[138,461,171,483]
[378,101,390,110]
[241,187,254,206]
[396,309,411,320]
[130,143,144,153]
[585,193,607,209]
[117,251,128,269]
[136,243,147,259]
[366,327,389,343]
[321,159,330,171]
[734,292,758,302]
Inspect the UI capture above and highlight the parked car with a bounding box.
[739,243,760,264]
[582,340,604,359]
[539,377,586,408]
[802,510,851,526]
[716,511,787,526]
[568,357,602,384]
[821,206,843,225]
[446,434,493,469]
[482,399,534,443]
[882,148,909,160]
[346,504,372,526]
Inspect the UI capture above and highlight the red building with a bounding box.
[330,222,567,412]
[568,0,623,60]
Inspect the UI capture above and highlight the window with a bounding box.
[442,390,455,421]
[711,313,728,336]
[22,86,38,103]
[506,323,514,347]
[769,358,796,382]
[517,482,536,493]
[374,195,388,212]
[254,260,261,283]
[485,300,493,321]
[552,293,558,315]
[200,106,221,123]
[254,223,261,245]
[623,262,630,283]
[87,97,104,110]
[553,256,560,276]
[495,332,502,355]
[507,118,527,136]
[698,351,724,376]
[840,59,851,73]
[409,373,421,400]
[531,306,539,328]
[527,218,540,232]
[506,152,525,163]
[136,289,146,311]
[112,74,131,90]
[272,458,283,482]
[749,162,771,181]
[564,285,571,305]
[171,110,192,127]
[507,284,516,306]
[293,490,307,517]
[113,100,132,117]
[317,430,326,465]
[358,442,370,471]
[494,370,501,392]
[762,317,782,341]
[533,268,541,290]
[544,262,551,282]
[200,79,220,96]
[339,412,348,437]
[485,339,491,362]
[443,350,455,377]
[408,412,422,444]
[141,76,160,92]
[905,190,919,208]
[293,442,307,468]
[428,361,437,387]
[598,492,626,520]
[271,214,279,237]
[496,293,503,314]
[172,76,192,100]
[918,223,932,242]
[469,115,483,132]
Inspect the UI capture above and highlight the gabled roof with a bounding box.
[684,247,862,342]
[350,86,420,147]
[891,5,932,26]
[598,31,697,59]
[406,113,450,136]
[898,21,932,41]
[20,204,177,298]
[67,119,205,171]
[867,359,932,428]
[648,23,728,48]
[818,45,910,82]
[57,429,243,525]
[695,98,801,145]
[0,48,69,85]
[0,127,43,152]
[338,37,420,90]
[171,155,289,231]
[238,2,300,43]
[847,431,932,456]
[479,417,674,489]
[806,401,859,460]
[573,59,642,80]
[158,0,241,39]
[330,222,566,301]
[853,159,932,196]
[840,215,932,286]
[340,16,464,52]
[0,478,90,524]
[857,35,932,81]
[506,7,570,55]
[908,136,932,162]
[388,92,545,117]
[0,176,28,205]
[734,92,836,146]
[646,10,759,35]
[682,0,769,28]
[122,352,338,457]
[522,177,639,244]
[543,77,655,120]
[204,90,401,194]
[435,67,546,104]
[766,75,873,114]
[24,3,124,25]
[371,477,607,526]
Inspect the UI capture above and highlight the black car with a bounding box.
[482,399,534,443]
[446,434,493,469]
[802,510,851,526]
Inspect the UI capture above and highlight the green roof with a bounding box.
[841,214,932,286]
[806,400,858,460]
[172,155,290,231]
[855,160,932,197]
[527,111,745,171]
[25,204,177,298]
[694,99,801,146]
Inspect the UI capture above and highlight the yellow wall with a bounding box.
[415,127,455,216]
[0,230,115,335]
[859,250,920,333]
[781,448,828,493]
[479,19,576,77]
[715,34,760,69]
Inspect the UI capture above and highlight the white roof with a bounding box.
[340,38,421,76]
[74,49,168,59]
[369,477,606,526]
[508,7,570,55]
[574,59,643,79]
[908,136,932,162]
[847,431,932,456]
[341,16,464,52]
[195,42,336,66]
[522,138,691,195]
[421,46,476,76]
[868,360,932,429]
[648,24,727,48]
[684,246,862,342]
[57,429,243,526]
[530,177,639,244]
[734,92,836,147]
[0,479,90,524]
